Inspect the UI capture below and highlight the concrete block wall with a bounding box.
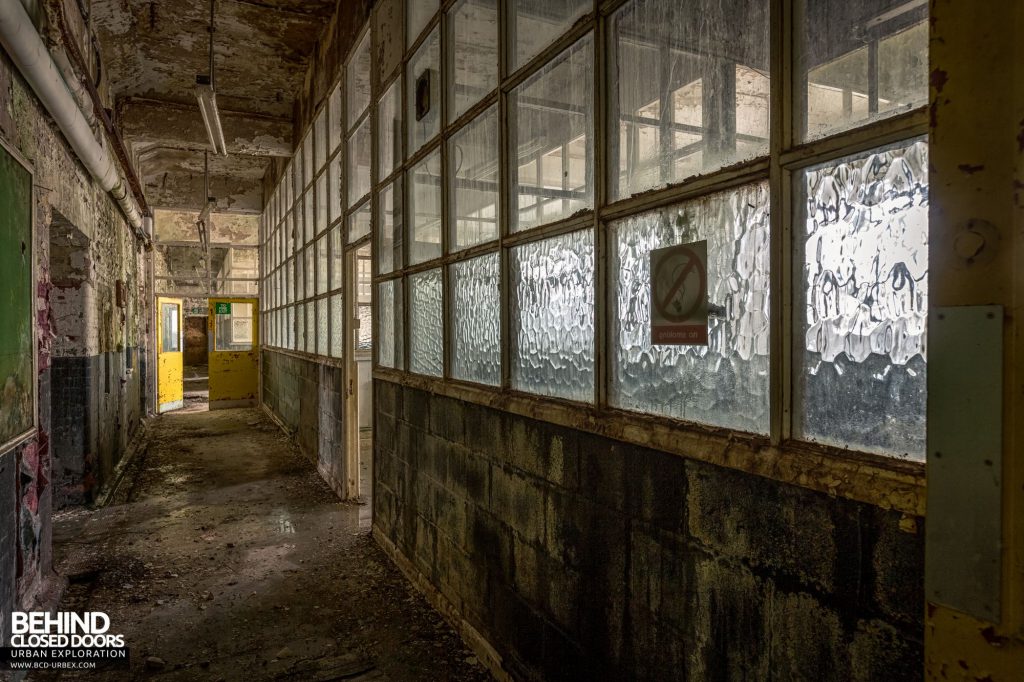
[373,381,924,681]
[262,349,347,497]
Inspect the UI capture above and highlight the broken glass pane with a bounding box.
[610,182,770,434]
[410,269,443,376]
[450,105,500,251]
[511,229,594,402]
[511,35,593,232]
[452,252,500,386]
[610,0,770,200]
[795,138,928,459]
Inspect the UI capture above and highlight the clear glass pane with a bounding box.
[796,139,928,459]
[610,0,770,200]
[610,182,770,434]
[378,179,404,274]
[448,0,498,122]
[348,117,372,207]
[378,279,404,369]
[316,109,328,171]
[798,0,927,141]
[330,225,344,291]
[348,200,372,243]
[511,229,594,401]
[304,190,315,243]
[303,133,314,188]
[410,269,443,376]
[160,303,180,352]
[408,0,439,48]
[407,27,441,155]
[510,0,590,71]
[316,172,329,234]
[330,293,344,358]
[316,235,328,295]
[511,35,594,233]
[214,302,255,351]
[450,105,500,251]
[409,150,443,264]
[347,30,372,131]
[317,298,328,355]
[452,252,500,385]
[378,80,402,179]
[329,84,343,153]
[329,155,343,223]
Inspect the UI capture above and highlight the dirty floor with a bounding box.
[34,408,492,682]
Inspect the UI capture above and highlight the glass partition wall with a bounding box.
[261,0,929,463]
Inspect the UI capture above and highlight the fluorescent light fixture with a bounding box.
[195,75,228,156]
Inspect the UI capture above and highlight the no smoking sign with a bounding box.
[650,240,709,345]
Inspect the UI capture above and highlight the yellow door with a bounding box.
[157,297,184,413]
[208,298,259,409]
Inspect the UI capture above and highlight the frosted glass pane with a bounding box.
[799,0,927,141]
[452,252,500,386]
[348,201,371,243]
[347,30,371,131]
[305,302,315,353]
[358,304,372,351]
[303,134,313,188]
[286,305,295,349]
[378,279,404,369]
[409,150,442,264]
[378,81,402,179]
[511,229,594,401]
[330,225,343,291]
[610,183,770,434]
[407,28,441,155]
[450,105,499,251]
[511,35,593,233]
[410,269,443,376]
[348,118,372,207]
[315,235,328,295]
[330,293,344,358]
[448,0,498,122]
[796,139,928,459]
[317,298,328,355]
[610,0,770,200]
[378,179,404,274]
[511,0,590,70]
[408,0,439,48]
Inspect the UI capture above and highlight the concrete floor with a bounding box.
[37,408,491,681]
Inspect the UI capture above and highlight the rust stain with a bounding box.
[930,68,949,93]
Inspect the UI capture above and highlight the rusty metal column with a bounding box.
[925,0,1024,678]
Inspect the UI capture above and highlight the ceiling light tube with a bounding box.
[195,75,228,156]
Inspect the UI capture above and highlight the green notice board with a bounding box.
[0,142,33,451]
[215,302,232,315]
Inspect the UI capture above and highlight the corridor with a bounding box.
[40,409,489,681]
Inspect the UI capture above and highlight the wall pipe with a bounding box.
[0,0,145,237]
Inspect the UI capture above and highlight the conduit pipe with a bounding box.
[0,0,145,236]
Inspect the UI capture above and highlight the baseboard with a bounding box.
[373,527,511,682]
[92,419,150,508]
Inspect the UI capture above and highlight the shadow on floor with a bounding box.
[37,408,491,681]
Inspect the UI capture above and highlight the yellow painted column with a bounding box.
[925,0,1024,678]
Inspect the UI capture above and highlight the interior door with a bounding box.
[208,297,259,409]
[157,297,184,413]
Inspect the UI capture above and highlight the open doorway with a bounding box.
[347,243,373,523]
[183,298,209,408]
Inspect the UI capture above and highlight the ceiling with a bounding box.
[90,0,336,214]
